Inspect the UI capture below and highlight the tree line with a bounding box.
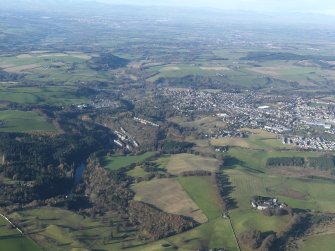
[266,156,335,174]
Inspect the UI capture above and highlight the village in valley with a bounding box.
[160,88,335,151]
[0,2,335,251]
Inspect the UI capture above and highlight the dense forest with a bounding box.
[0,115,115,207]
[88,53,130,71]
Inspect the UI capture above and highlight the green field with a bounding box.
[0,86,89,105]
[178,176,221,220]
[0,110,55,132]
[218,131,335,241]
[225,147,323,173]
[146,64,228,82]
[128,158,238,251]
[167,218,237,251]
[10,207,138,251]
[299,233,335,251]
[0,216,42,251]
[212,129,291,151]
[145,58,330,88]
[127,166,149,177]
[102,152,157,171]
[164,176,238,251]
[166,153,219,175]
[0,52,114,84]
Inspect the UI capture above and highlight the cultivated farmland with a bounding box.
[133,178,208,223]
[166,153,220,175]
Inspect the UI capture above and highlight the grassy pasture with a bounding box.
[10,207,137,251]
[167,218,237,251]
[215,127,335,242]
[225,165,335,238]
[131,172,238,250]
[133,178,208,223]
[225,168,291,238]
[211,129,291,151]
[0,110,55,132]
[299,232,335,251]
[0,52,86,71]
[0,51,115,84]
[146,64,230,82]
[242,60,335,88]
[230,209,290,235]
[226,147,324,173]
[0,88,39,104]
[127,166,148,177]
[223,141,333,211]
[0,216,42,251]
[247,63,322,79]
[102,151,156,171]
[273,178,335,212]
[166,153,219,175]
[140,50,335,89]
[178,176,222,221]
[153,155,171,169]
[169,176,238,250]
[0,86,89,105]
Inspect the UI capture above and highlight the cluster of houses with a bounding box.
[281,136,335,151]
[251,197,288,211]
[160,88,335,151]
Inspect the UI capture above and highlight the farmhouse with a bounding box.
[251,196,287,210]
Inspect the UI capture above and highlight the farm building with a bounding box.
[251,196,287,210]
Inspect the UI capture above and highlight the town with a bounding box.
[160,88,335,151]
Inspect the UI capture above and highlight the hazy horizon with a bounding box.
[1,0,335,16]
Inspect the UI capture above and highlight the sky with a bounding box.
[97,0,335,15]
[1,0,335,16]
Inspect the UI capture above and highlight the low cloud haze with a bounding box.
[1,0,335,16]
[99,0,335,15]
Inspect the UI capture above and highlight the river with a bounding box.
[73,163,86,186]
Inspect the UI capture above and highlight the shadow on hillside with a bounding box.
[224,156,264,174]
[0,234,22,240]
[216,171,238,210]
[224,156,243,169]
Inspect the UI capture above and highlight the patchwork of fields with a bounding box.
[134,178,208,223]
[0,25,334,251]
[213,128,335,250]
[130,153,238,251]
[143,56,335,90]
[0,51,111,84]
